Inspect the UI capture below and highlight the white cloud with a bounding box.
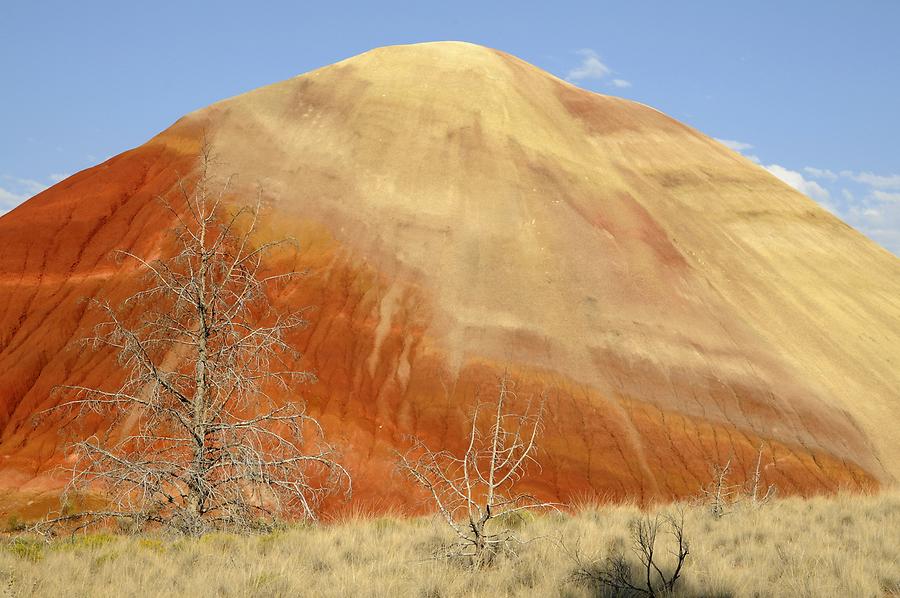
[764,164,831,202]
[803,166,838,181]
[871,190,900,202]
[0,174,55,215]
[714,138,754,152]
[713,138,762,163]
[567,49,611,81]
[1,175,47,196]
[566,49,633,89]
[845,171,900,190]
[839,172,900,253]
[49,173,70,183]
[0,186,25,215]
[844,200,900,254]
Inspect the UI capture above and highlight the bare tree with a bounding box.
[700,458,737,519]
[570,511,689,598]
[397,376,557,566]
[698,446,778,520]
[39,146,350,536]
[743,445,777,508]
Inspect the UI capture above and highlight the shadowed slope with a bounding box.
[0,42,898,516]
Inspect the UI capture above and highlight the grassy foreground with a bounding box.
[1,491,898,597]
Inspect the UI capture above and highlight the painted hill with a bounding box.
[1,42,898,517]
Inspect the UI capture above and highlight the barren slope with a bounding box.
[1,42,898,516]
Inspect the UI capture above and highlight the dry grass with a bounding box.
[1,490,898,597]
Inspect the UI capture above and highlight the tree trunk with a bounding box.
[188,216,211,533]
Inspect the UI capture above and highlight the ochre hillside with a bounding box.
[1,42,898,516]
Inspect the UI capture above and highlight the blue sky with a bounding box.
[2,1,898,253]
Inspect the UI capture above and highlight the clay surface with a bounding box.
[1,42,898,516]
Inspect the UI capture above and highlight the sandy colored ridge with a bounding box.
[0,42,898,517]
